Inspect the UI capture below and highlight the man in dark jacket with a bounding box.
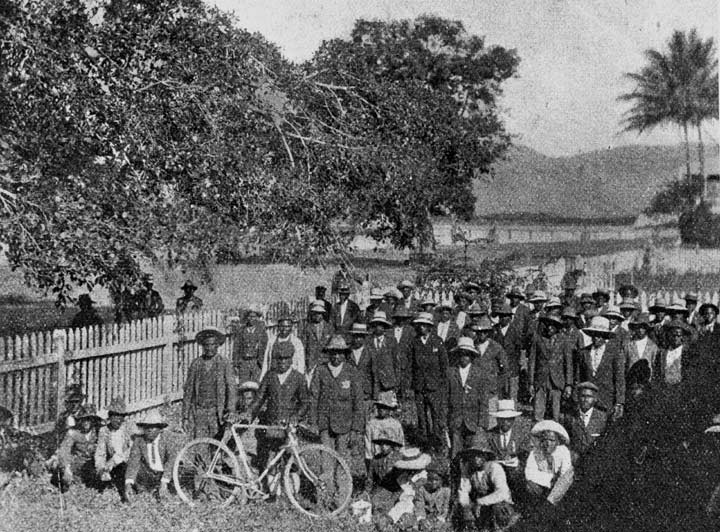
[182,327,237,439]
[347,323,372,416]
[410,312,448,451]
[330,283,361,337]
[232,308,269,383]
[492,302,524,401]
[367,311,399,399]
[563,381,607,465]
[389,306,416,396]
[302,300,334,377]
[472,316,508,428]
[124,411,176,502]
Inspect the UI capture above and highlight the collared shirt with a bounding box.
[329,362,344,378]
[458,462,512,508]
[374,335,385,350]
[438,321,449,341]
[581,407,594,428]
[589,343,606,374]
[456,311,467,331]
[665,346,683,384]
[277,366,293,385]
[352,346,364,365]
[146,436,163,472]
[477,339,489,356]
[458,364,471,387]
[634,337,648,359]
[340,300,348,324]
[525,445,573,489]
[420,335,429,345]
[500,324,510,337]
[394,327,403,343]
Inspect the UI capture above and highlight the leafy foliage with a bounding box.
[644,174,704,216]
[678,201,720,247]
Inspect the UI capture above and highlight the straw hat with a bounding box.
[665,318,693,335]
[473,315,495,332]
[392,306,414,320]
[349,323,369,336]
[309,300,327,314]
[601,306,624,321]
[666,303,690,316]
[369,288,385,301]
[323,335,351,352]
[561,306,579,320]
[385,288,403,300]
[628,313,653,329]
[451,336,479,356]
[369,311,392,328]
[413,312,435,326]
[374,390,399,409]
[239,381,260,393]
[491,399,522,418]
[196,327,226,346]
[393,447,431,470]
[436,303,453,312]
[466,302,486,316]
[137,411,168,428]
[619,299,640,311]
[506,287,526,300]
[397,280,415,290]
[649,297,668,313]
[582,316,615,339]
[575,381,599,393]
[419,299,437,309]
[544,296,562,310]
[531,420,569,445]
[528,290,548,303]
[684,292,699,302]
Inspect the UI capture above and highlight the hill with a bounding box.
[475,143,720,221]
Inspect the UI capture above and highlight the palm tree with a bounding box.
[619,29,718,201]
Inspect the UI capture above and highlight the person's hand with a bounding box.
[124,484,135,504]
[563,385,573,400]
[158,482,170,500]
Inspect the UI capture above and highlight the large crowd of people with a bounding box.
[49,277,720,530]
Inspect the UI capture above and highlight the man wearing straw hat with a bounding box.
[330,282,361,336]
[95,397,133,498]
[493,302,524,402]
[367,311,399,400]
[182,327,237,439]
[302,300,335,378]
[125,411,176,502]
[525,420,574,505]
[391,306,416,399]
[436,302,460,348]
[232,308,268,384]
[578,316,625,419]
[364,390,405,491]
[529,314,574,423]
[364,288,386,322]
[409,312,448,452]
[347,322,373,416]
[487,399,530,495]
[472,316,508,430]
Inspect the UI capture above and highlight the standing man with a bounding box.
[654,319,694,386]
[347,323,373,417]
[390,307,416,398]
[436,303,460,350]
[367,311,399,399]
[330,282,361,337]
[302,301,334,380]
[182,327,237,439]
[492,303,524,401]
[578,317,625,420]
[364,289,385,322]
[140,274,165,318]
[313,335,364,470]
[626,313,659,380]
[314,286,333,320]
[528,315,574,422]
[261,317,305,379]
[473,317,508,428]
[232,308,268,384]
[410,312,448,451]
[175,280,203,313]
[506,287,530,338]
[398,280,418,312]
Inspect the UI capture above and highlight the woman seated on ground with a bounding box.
[524,420,574,506]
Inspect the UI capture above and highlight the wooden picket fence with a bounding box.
[0,297,308,434]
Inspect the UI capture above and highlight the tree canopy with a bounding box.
[1,1,518,306]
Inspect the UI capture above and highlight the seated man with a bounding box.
[54,404,101,490]
[457,445,519,532]
[487,400,530,495]
[364,391,405,491]
[125,411,176,501]
[563,382,607,465]
[94,397,132,498]
[525,420,574,506]
[413,461,451,528]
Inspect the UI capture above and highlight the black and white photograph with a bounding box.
[0,1,718,530]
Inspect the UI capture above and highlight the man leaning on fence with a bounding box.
[182,327,237,439]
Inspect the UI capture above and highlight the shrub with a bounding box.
[679,202,720,247]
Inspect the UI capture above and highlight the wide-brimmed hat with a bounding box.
[649,297,668,313]
[544,296,562,310]
[628,313,653,329]
[309,300,327,314]
[451,336,479,356]
[473,315,495,332]
[196,327,226,346]
[506,287,525,300]
[704,414,720,433]
[699,302,720,315]
[436,302,453,312]
[76,404,101,422]
[419,299,436,309]
[666,303,690,316]
[323,334,351,352]
[412,312,435,326]
[492,399,522,418]
[238,381,259,393]
[491,302,513,317]
[458,443,496,462]
[527,290,548,304]
[385,288,403,300]
[601,306,624,321]
[369,288,384,301]
[349,323,369,336]
[137,411,168,428]
[684,292,699,302]
[539,314,564,328]
[561,306,579,320]
[181,280,197,291]
[369,310,392,328]
[374,390,399,409]
[107,397,129,416]
[575,381,599,393]
[582,316,615,338]
[394,447,432,470]
[665,318,693,335]
[531,420,569,445]
[466,302,486,316]
[579,293,596,305]
[397,280,415,290]
[392,306,414,320]
[619,299,640,311]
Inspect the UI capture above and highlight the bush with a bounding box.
[679,202,720,247]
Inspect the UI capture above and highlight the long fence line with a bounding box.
[0,297,308,434]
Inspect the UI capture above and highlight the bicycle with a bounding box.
[172,422,353,518]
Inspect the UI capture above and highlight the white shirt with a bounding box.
[459,364,471,387]
[500,324,510,337]
[329,362,344,378]
[581,407,594,428]
[394,326,403,343]
[456,312,467,331]
[500,429,512,450]
[477,339,489,356]
[352,347,364,365]
[277,366,293,385]
[374,335,385,350]
[665,346,683,385]
[340,300,348,324]
[438,321,449,341]
[634,337,648,359]
[525,445,573,489]
[589,343,606,374]
[420,335,429,345]
[146,437,163,472]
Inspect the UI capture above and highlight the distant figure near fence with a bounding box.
[175,280,203,313]
[71,294,104,329]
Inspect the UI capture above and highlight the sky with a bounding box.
[210,0,718,157]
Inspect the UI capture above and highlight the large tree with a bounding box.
[619,29,718,199]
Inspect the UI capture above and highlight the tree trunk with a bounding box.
[682,121,696,205]
[697,122,706,201]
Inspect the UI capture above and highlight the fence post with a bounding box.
[160,315,171,397]
[53,329,67,421]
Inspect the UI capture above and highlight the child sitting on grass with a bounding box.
[414,461,450,530]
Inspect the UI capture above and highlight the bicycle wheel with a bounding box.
[173,437,242,508]
[283,444,353,518]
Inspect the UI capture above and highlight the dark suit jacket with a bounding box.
[486,424,530,464]
[302,320,334,371]
[313,363,364,434]
[347,345,372,400]
[564,407,607,458]
[253,369,309,425]
[475,339,508,396]
[529,334,573,391]
[436,319,460,346]
[447,364,488,432]
[232,322,268,366]
[510,304,531,339]
[493,322,525,377]
[330,300,361,333]
[182,355,237,424]
[388,325,416,391]
[410,334,448,393]
[578,340,626,409]
[125,431,176,484]
[367,334,400,397]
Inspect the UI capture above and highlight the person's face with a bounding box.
[470,453,486,471]
[655,311,666,321]
[425,472,442,493]
[621,308,633,319]
[582,302,594,313]
[242,390,256,410]
[532,302,545,312]
[632,326,648,340]
[591,335,606,348]
[376,405,392,419]
[142,426,161,442]
[417,323,432,337]
[339,291,349,302]
[702,308,717,324]
[401,287,412,299]
[315,288,326,300]
[477,330,491,343]
[246,312,260,326]
[201,338,219,358]
[498,315,512,327]
[540,431,558,455]
[328,350,344,366]
[440,309,452,322]
[278,320,292,337]
[386,296,398,307]
[686,301,697,312]
[578,389,597,412]
[468,288,480,299]
[372,324,386,337]
[350,334,365,348]
[596,296,608,307]
[79,418,93,433]
[275,357,292,373]
[498,417,514,433]
[668,328,685,348]
[545,324,558,337]
[458,352,472,368]
[508,296,521,308]
[310,311,324,324]
[108,413,124,431]
[607,317,621,328]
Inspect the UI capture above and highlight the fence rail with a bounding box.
[0,297,308,434]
